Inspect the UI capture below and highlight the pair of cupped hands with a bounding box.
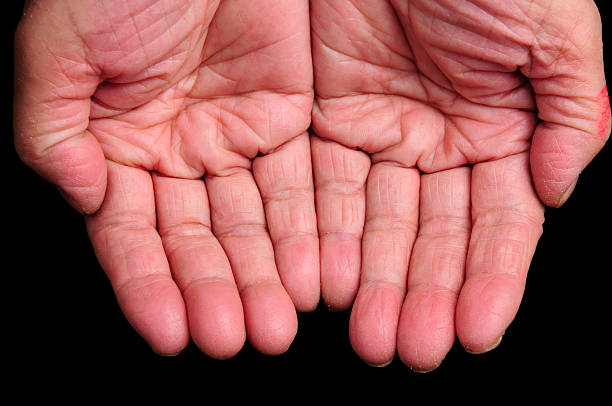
[14,0,610,371]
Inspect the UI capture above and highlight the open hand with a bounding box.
[310,0,610,370]
[14,0,318,358]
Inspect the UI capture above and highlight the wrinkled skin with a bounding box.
[14,0,318,358]
[14,0,610,370]
[310,0,610,370]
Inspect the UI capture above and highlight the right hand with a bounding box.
[310,0,609,370]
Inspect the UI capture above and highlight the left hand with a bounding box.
[14,0,318,358]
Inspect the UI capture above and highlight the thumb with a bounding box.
[526,0,610,208]
[13,1,106,214]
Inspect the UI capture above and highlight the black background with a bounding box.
[5,0,611,397]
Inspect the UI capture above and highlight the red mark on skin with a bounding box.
[598,86,611,138]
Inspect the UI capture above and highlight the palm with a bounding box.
[313,2,538,170]
[15,0,317,358]
[87,0,312,178]
[311,0,606,369]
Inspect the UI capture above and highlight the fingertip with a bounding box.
[550,176,579,208]
[274,237,321,313]
[292,291,321,313]
[457,321,506,356]
[30,132,108,215]
[529,87,608,209]
[139,317,190,358]
[398,336,447,373]
[184,281,246,360]
[57,172,107,215]
[463,333,504,355]
[348,282,403,367]
[116,279,190,357]
[322,282,356,312]
[241,283,298,356]
[322,289,357,313]
[530,144,581,209]
[396,289,456,373]
[408,364,441,374]
[320,235,361,311]
[365,359,393,368]
[146,329,190,358]
[455,276,521,355]
[531,169,580,209]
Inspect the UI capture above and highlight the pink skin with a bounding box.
[598,86,611,138]
[14,0,317,358]
[311,0,609,370]
[13,0,610,369]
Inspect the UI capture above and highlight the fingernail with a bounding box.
[557,176,579,207]
[366,359,393,368]
[409,364,440,374]
[153,348,182,357]
[57,186,95,214]
[157,352,182,357]
[465,334,504,355]
[57,186,81,211]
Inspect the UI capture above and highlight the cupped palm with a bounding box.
[310,0,608,369]
[14,0,318,358]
